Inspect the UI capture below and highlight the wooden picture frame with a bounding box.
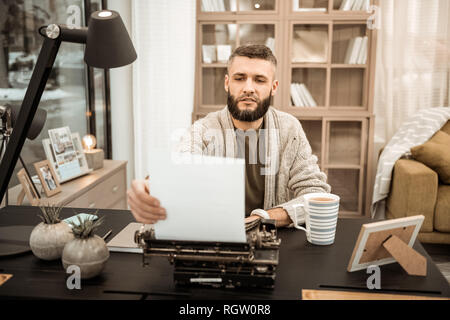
[17,169,40,206]
[347,215,425,273]
[42,133,91,183]
[33,160,61,197]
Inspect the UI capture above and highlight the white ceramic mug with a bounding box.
[292,193,340,245]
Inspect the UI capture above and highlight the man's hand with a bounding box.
[244,215,260,224]
[127,179,167,224]
[266,207,292,227]
[245,208,293,227]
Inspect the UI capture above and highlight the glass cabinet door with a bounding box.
[202,24,237,64]
[324,119,367,216]
[292,24,329,64]
[327,168,360,213]
[0,0,108,188]
[239,24,275,50]
[200,0,276,12]
[299,119,322,164]
[293,0,329,12]
[200,0,237,12]
[291,68,326,107]
[333,0,371,11]
[239,0,276,11]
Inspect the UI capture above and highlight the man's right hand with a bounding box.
[127,179,167,224]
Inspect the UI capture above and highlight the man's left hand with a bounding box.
[244,208,293,227]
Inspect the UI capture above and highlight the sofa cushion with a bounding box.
[386,159,437,233]
[435,184,450,233]
[411,131,450,184]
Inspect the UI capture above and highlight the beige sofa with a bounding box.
[386,121,450,244]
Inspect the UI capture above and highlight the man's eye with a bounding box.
[235,78,243,81]
[256,79,266,83]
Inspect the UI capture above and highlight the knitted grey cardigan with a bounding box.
[176,106,331,226]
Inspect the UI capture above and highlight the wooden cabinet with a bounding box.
[193,0,378,217]
[5,160,127,210]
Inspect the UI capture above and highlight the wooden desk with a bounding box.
[0,206,449,300]
[5,160,127,210]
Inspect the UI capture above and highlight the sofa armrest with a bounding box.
[386,159,438,232]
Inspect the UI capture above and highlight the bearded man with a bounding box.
[127,44,330,227]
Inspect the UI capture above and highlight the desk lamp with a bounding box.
[0,10,136,256]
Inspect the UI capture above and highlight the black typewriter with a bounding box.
[134,218,281,289]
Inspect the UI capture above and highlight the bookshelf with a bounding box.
[193,0,378,217]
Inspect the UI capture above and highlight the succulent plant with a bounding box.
[31,204,73,260]
[69,212,105,239]
[38,204,63,225]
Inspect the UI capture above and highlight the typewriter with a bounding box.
[134,218,281,289]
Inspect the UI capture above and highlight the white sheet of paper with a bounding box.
[148,153,247,243]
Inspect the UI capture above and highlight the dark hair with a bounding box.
[227,44,277,69]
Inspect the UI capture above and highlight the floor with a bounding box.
[422,243,450,285]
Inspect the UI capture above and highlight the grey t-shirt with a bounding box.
[235,120,266,217]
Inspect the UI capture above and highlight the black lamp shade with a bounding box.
[84,10,137,68]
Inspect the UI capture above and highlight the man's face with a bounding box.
[225,56,279,122]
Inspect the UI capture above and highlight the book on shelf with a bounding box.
[299,83,317,107]
[361,0,370,11]
[295,8,327,12]
[202,45,216,63]
[344,37,356,63]
[201,0,226,12]
[201,0,210,11]
[339,0,353,11]
[351,0,363,10]
[290,83,302,107]
[339,0,370,11]
[344,36,367,64]
[290,83,317,107]
[265,37,275,53]
[357,36,368,64]
[216,44,232,63]
[296,83,309,106]
[350,37,363,64]
[217,0,226,11]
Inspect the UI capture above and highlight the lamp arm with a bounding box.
[41,24,88,44]
[0,36,61,203]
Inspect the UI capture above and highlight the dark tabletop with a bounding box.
[0,205,449,300]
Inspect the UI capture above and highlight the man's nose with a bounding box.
[243,78,255,94]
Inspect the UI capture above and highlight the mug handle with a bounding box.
[292,203,309,235]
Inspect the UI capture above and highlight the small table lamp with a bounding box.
[82,134,104,170]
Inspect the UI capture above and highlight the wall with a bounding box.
[108,0,134,189]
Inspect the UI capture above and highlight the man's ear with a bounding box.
[271,79,279,96]
[224,74,229,92]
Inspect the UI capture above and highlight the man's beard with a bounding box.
[227,89,272,122]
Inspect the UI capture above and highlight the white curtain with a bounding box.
[131,0,196,178]
[373,0,450,145]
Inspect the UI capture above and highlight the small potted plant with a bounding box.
[29,204,74,260]
[62,215,109,279]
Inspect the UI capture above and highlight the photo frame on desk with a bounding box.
[34,160,61,197]
[71,132,89,170]
[347,215,425,275]
[17,169,40,206]
[42,132,91,183]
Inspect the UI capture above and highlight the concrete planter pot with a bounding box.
[62,235,109,279]
[29,221,74,260]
